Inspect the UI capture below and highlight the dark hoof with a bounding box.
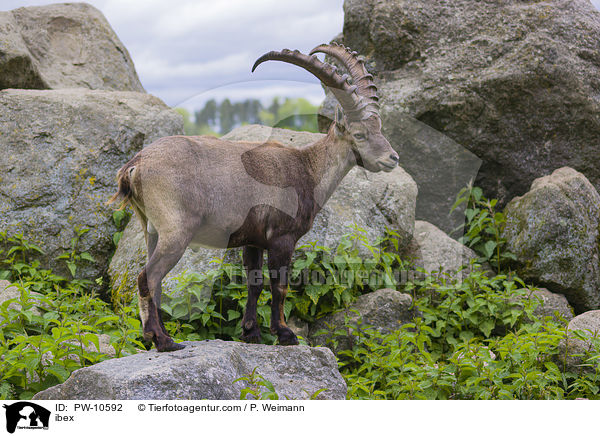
[241,322,260,344]
[241,334,261,344]
[241,326,262,344]
[277,328,299,346]
[155,336,186,352]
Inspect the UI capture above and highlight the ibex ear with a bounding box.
[333,105,346,136]
[333,122,345,137]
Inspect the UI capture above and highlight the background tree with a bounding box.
[219,98,234,134]
[178,97,320,136]
[195,99,217,130]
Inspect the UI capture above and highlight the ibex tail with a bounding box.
[107,159,138,211]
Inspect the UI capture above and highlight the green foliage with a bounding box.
[451,185,516,273]
[55,227,95,283]
[407,266,536,356]
[111,209,131,248]
[234,367,280,400]
[161,259,277,344]
[333,291,600,400]
[0,232,45,283]
[0,231,145,400]
[291,228,406,321]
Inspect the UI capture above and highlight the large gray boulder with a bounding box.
[32,340,347,400]
[402,220,482,279]
[328,0,600,215]
[309,288,415,352]
[109,124,417,296]
[0,88,183,282]
[530,288,574,322]
[381,112,481,235]
[502,167,600,313]
[0,3,144,91]
[0,280,21,309]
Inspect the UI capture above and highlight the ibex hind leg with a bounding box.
[130,202,158,260]
[139,231,191,352]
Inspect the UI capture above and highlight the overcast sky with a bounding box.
[3,0,600,112]
[2,0,345,111]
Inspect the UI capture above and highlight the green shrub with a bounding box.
[290,227,405,321]
[451,186,516,273]
[0,231,145,400]
[407,266,537,357]
[161,259,278,344]
[335,310,600,400]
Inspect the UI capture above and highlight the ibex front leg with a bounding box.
[241,245,264,343]
[267,238,299,346]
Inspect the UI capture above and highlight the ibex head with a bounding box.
[252,43,399,172]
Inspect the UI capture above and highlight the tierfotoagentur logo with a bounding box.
[2,402,50,433]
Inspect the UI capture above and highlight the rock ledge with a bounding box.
[33,340,346,400]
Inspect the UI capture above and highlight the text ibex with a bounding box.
[109,44,399,351]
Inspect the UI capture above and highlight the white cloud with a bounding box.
[137,52,254,82]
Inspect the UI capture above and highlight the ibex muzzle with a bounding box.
[109,44,398,352]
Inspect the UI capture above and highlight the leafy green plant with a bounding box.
[291,227,406,321]
[161,260,277,343]
[0,286,113,399]
[55,227,95,283]
[111,209,131,247]
[234,367,280,400]
[0,232,47,284]
[407,266,538,356]
[333,310,600,400]
[451,185,516,273]
[0,232,146,400]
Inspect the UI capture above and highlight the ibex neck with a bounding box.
[302,126,355,209]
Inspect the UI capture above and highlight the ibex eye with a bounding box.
[353,133,366,140]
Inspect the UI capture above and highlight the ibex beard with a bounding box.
[109,44,399,352]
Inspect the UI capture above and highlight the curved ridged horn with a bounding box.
[252,48,370,121]
[310,43,380,118]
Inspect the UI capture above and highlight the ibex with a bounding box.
[109,44,399,352]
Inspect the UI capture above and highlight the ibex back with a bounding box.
[109,44,399,351]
